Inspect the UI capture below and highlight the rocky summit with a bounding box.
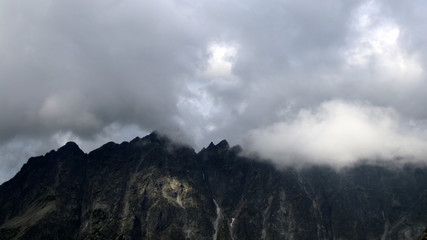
[0,132,426,240]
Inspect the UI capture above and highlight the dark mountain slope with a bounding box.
[0,132,426,240]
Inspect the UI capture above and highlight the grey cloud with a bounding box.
[1,0,427,183]
[194,0,427,136]
[0,0,206,143]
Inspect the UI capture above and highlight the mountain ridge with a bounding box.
[0,132,426,240]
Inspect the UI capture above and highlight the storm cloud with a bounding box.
[1,0,427,182]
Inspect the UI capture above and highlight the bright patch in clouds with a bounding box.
[179,82,217,119]
[346,1,423,84]
[204,43,237,78]
[177,42,239,140]
[246,100,427,167]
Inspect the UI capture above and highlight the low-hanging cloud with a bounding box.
[245,100,427,167]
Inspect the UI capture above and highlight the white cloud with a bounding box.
[245,100,427,167]
[345,1,423,85]
[204,43,237,78]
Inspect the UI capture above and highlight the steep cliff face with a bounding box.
[0,132,426,240]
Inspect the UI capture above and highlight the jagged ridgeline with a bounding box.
[0,132,426,240]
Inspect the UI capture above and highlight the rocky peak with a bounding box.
[143,131,169,144]
[57,141,84,155]
[0,133,426,240]
[205,139,229,153]
[216,139,229,149]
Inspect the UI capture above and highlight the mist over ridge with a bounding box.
[1,132,426,239]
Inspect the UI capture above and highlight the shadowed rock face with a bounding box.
[0,132,426,240]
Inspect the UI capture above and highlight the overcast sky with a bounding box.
[1,0,427,183]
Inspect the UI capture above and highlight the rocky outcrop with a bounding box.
[0,132,426,239]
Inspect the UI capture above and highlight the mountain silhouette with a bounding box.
[0,132,426,239]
